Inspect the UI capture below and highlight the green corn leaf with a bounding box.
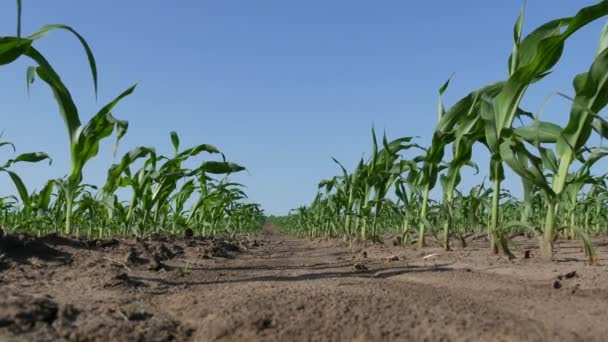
[3,152,51,168]
[103,146,156,194]
[194,161,246,175]
[28,24,98,96]
[595,22,608,58]
[514,121,562,143]
[0,37,32,65]
[71,84,136,183]
[499,135,554,197]
[592,117,608,139]
[539,147,559,174]
[35,179,55,211]
[26,47,81,140]
[2,169,31,208]
[0,141,16,152]
[557,44,608,157]
[438,73,454,120]
[25,65,37,95]
[553,26,608,195]
[509,1,526,76]
[497,2,608,140]
[176,143,222,161]
[170,131,180,155]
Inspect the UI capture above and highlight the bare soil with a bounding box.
[2,226,608,342]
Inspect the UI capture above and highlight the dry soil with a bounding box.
[1,226,608,341]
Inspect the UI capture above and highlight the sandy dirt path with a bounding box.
[2,227,608,341]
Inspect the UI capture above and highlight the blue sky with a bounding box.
[1,1,606,215]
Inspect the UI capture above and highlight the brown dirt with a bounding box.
[2,227,608,341]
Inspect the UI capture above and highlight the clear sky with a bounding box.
[1,1,606,215]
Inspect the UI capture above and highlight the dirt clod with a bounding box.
[184,228,194,238]
[107,272,147,289]
[392,236,402,246]
[124,248,148,267]
[255,318,273,331]
[210,239,240,258]
[96,238,119,249]
[384,255,399,262]
[0,297,59,333]
[556,271,577,281]
[354,262,368,271]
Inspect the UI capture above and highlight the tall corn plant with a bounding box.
[420,79,503,249]
[27,57,136,235]
[500,14,608,260]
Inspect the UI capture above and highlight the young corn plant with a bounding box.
[1,1,136,235]
[0,138,52,220]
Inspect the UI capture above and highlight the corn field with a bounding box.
[0,1,264,239]
[4,1,608,262]
[5,2,608,341]
[275,1,608,262]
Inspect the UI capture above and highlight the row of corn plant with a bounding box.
[0,1,264,238]
[276,1,608,263]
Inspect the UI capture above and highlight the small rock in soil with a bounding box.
[59,304,79,323]
[124,248,149,267]
[106,272,147,288]
[553,280,562,289]
[184,228,194,239]
[384,255,399,262]
[210,240,240,258]
[557,271,577,281]
[255,318,273,331]
[96,238,119,249]
[122,303,154,322]
[156,243,175,261]
[150,253,167,271]
[392,236,402,246]
[354,262,368,271]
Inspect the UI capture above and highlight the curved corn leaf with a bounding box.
[0,141,16,152]
[26,47,81,140]
[3,152,51,168]
[28,24,98,96]
[1,169,31,208]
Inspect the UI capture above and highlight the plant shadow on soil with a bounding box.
[129,264,453,287]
